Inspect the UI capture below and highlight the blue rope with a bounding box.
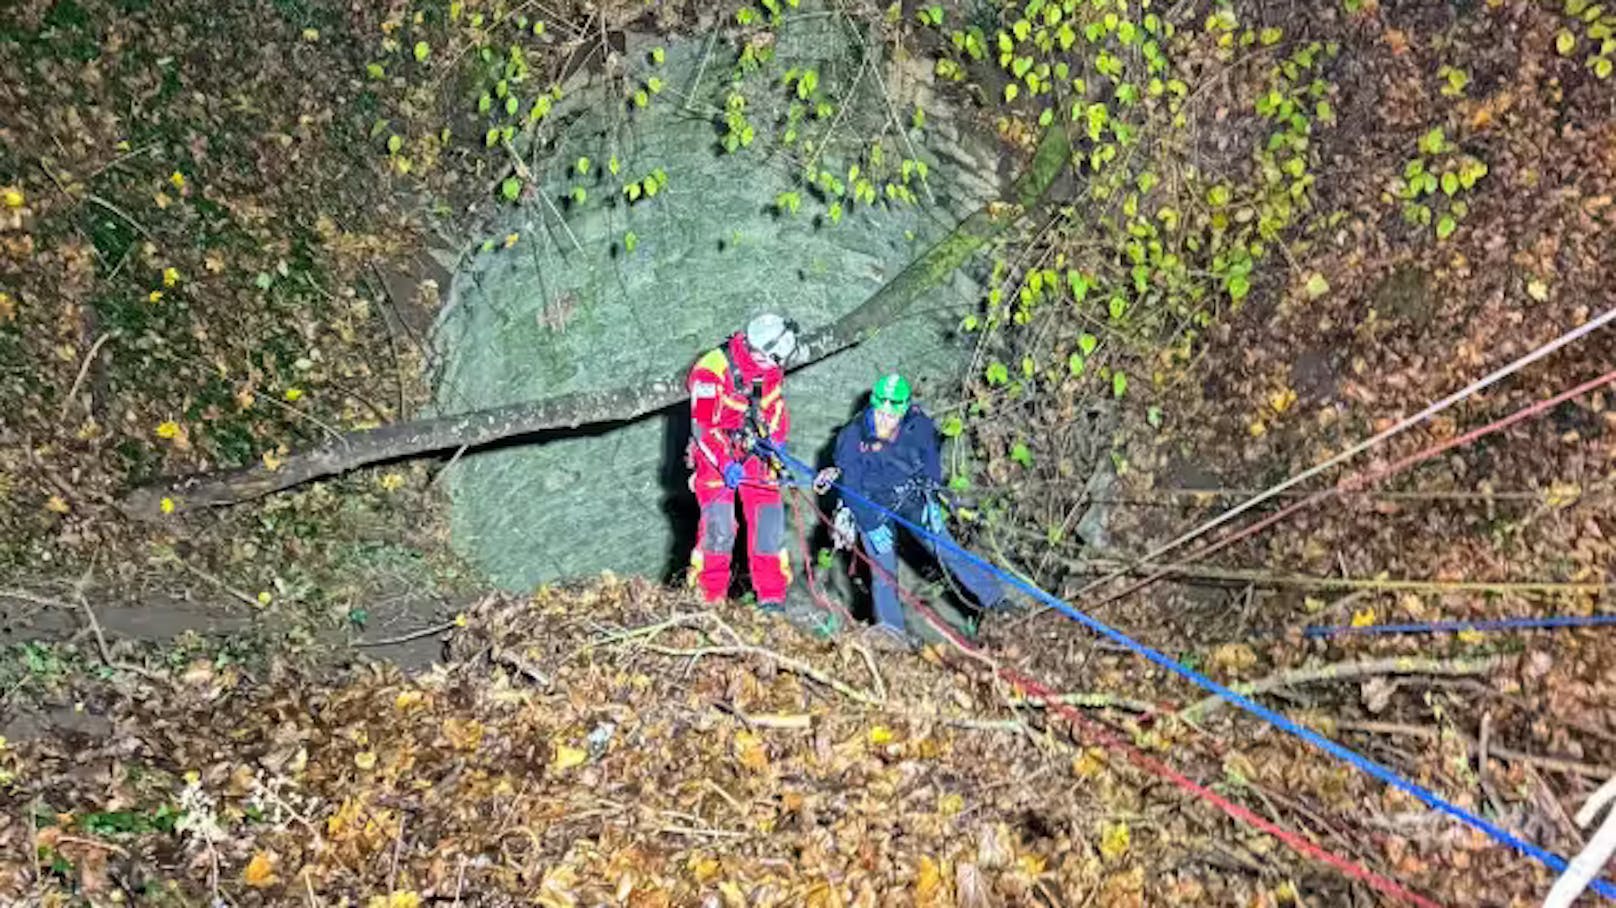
[761,441,1615,900]
[1306,614,1616,638]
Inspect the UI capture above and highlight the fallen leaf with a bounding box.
[1100,821,1131,861]
[553,743,588,771]
[244,851,276,887]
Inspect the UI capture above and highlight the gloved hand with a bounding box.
[865,523,895,555]
[831,504,857,550]
[722,461,745,489]
[921,496,947,533]
[812,467,841,495]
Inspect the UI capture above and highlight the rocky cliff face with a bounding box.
[432,11,1005,590]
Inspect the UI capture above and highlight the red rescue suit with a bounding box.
[685,333,791,604]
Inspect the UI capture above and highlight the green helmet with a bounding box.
[871,373,911,415]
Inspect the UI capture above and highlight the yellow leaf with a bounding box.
[256,591,272,606]
[244,851,276,887]
[553,743,588,771]
[1248,419,1266,437]
[283,388,303,402]
[148,290,163,304]
[263,450,283,471]
[718,880,746,907]
[938,792,964,816]
[503,232,520,248]
[155,421,180,439]
[1099,821,1131,861]
[154,191,172,209]
[377,472,405,491]
[914,856,944,901]
[160,497,175,514]
[45,495,69,514]
[0,291,14,322]
[1017,853,1047,875]
[689,854,721,883]
[366,893,421,908]
[169,171,186,189]
[1268,386,1297,414]
[1,187,23,208]
[1457,629,1485,645]
[1072,747,1106,778]
[354,750,377,770]
[302,27,320,41]
[394,690,424,711]
[1350,608,1376,628]
[162,267,180,287]
[868,725,894,746]
[1526,278,1549,301]
[734,730,768,772]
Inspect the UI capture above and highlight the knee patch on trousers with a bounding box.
[752,503,785,554]
[701,502,738,552]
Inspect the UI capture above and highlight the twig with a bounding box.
[431,443,470,487]
[1022,692,1157,713]
[451,856,466,908]
[86,194,154,241]
[703,779,747,818]
[166,556,264,611]
[52,836,130,857]
[685,28,717,114]
[354,620,458,648]
[657,824,748,840]
[1478,711,1505,817]
[640,642,883,705]
[387,814,407,892]
[68,583,170,686]
[848,641,886,702]
[58,331,116,422]
[1181,655,1502,719]
[1333,720,1614,780]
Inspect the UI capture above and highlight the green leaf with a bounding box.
[1557,29,1577,55]
[634,90,649,108]
[608,155,621,175]
[1435,215,1457,239]
[940,415,964,437]
[576,156,591,175]
[1009,442,1033,467]
[413,40,430,63]
[1004,83,1019,102]
[484,128,499,148]
[1108,296,1126,319]
[1112,371,1128,398]
[386,134,402,154]
[366,62,385,79]
[1305,273,1329,298]
[254,272,274,290]
[1229,273,1251,301]
[505,96,518,116]
[985,361,1009,385]
[1079,333,1098,356]
[1147,406,1163,428]
[651,46,666,64]
[1595,57,1614,79]
[478,93,492,114]
[1068,270,1090,301]
[1208,185,1231,207]
[501,177,521,201]
[624,231,638,252]
[572,186,587,204]
[1067,352,1086,376]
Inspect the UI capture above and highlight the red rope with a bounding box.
[1075,367,1616,616]
[792,494,1444,908]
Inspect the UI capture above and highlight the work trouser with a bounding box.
[859,500,1003,632]
[688,455,791,604]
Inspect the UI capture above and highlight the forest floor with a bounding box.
[2,0,1615,904]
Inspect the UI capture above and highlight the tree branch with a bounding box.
[1179,655,1502,719]
[119,123,1072,520]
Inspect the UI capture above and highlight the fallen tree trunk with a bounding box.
[118,125,1072,521]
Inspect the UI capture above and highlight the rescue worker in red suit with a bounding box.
[685,313,800,608]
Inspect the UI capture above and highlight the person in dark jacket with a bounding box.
[814,374,1004,648]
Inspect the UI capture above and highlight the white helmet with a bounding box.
[745,312,799,365]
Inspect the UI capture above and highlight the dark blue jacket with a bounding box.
[832,405,943,531]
